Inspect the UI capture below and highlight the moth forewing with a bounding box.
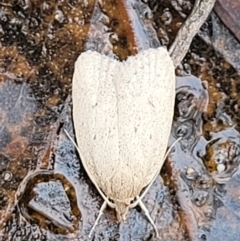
[118,48,175,194]
[72,51,120,194]
[72,48,175,237]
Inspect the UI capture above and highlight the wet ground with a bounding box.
[0,0,240,240]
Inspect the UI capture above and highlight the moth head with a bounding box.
[115,200,131,222]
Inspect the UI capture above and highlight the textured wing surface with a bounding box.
[109,48,175,200]
[72,51,120,193]
[72,48,175,201]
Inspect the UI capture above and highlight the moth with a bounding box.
[68,47,175,237]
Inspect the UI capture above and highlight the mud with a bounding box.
[0,0,240,241]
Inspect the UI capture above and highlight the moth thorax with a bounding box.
[115,200,131,222]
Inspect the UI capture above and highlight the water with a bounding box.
[0,0,240,240]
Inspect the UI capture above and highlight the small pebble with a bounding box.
[3,171,13,181]
[217,163,226,173]
[186,167,197,180]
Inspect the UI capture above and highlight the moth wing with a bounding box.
[72,51,120,194]
[112,47,175,199]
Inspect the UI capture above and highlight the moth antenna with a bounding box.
[128,137,182,236]
[89,200,108,238]
[63,129,112,202]
[64,129,116,201]
[63,129,79,151]
[137,196,159,237]
[163,136,182,161]
[131,137,182,207]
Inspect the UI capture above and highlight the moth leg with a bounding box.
[129,138,181,236]
[89,199,108,238]
[136,196,159,237]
